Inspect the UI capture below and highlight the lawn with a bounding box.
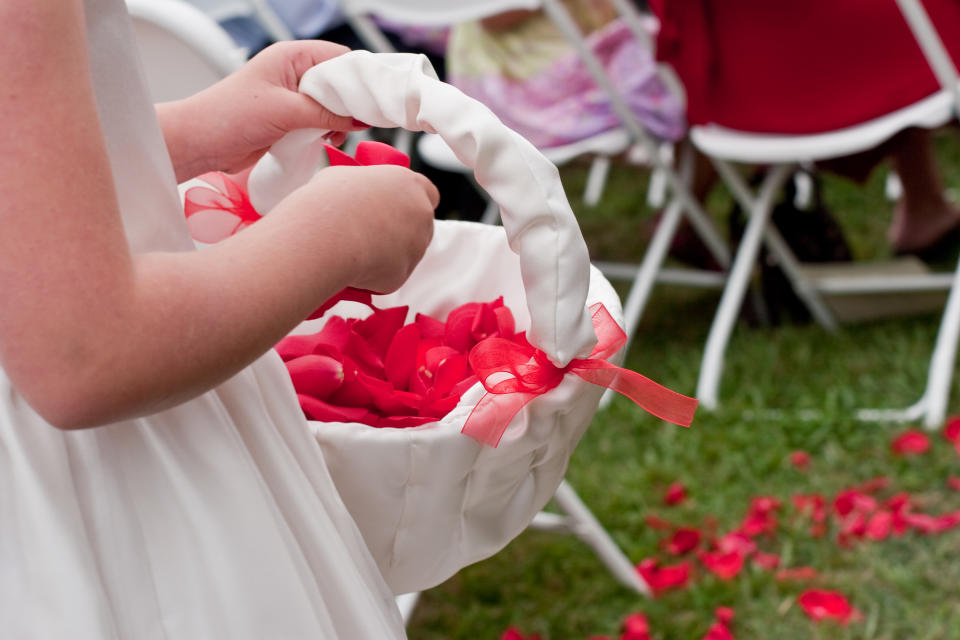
[405,132,960,639]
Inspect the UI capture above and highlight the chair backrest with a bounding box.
[186,0,295,42]
[125,0,248,102]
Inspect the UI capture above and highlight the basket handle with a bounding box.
[248,50,597,365]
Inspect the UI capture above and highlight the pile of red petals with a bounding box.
[276,293,516,428]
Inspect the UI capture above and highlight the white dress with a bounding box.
[0,1,406,637]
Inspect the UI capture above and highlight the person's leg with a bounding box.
[887,127,960,255]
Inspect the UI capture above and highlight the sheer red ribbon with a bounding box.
[461,303,698,447]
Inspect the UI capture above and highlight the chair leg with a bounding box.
[696,164,794,409]
[914,257,960,428]
[584,156,612,206]
[548,479,653,596]
[619,196,685,354]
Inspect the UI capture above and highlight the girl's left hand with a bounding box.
[158,40,369,182]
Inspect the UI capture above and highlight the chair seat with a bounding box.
[417,127,633,173]
[690,89,954,164]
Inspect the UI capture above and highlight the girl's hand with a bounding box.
[273,164,440,294]
[158,41,369,182]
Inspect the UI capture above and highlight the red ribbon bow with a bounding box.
[461,303,698,447]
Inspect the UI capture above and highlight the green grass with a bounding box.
[405,134,960,639]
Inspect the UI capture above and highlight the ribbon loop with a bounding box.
[461,303,698,447]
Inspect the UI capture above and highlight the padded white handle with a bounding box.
[248,50,596,364]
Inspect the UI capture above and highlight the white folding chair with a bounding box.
[125,0,247,102]
[185,0,294,42]
[688,0,960,430]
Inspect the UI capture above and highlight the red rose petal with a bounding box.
[470,298,503,342]
[699,549,745,580]
[752,551,781,570]
[738,497,780,536]
[636,558,692,595]
[424,346,461,373]
[444,302,483,353]
[285,354,344,401]
[494,305,516,338]
[943,415,960,443]
[864,510,893,541]
[372,414,435,428]
[663,482,688,506]
[311,315,355,354]
[715,607,735,626]
[275,333,329,361]
[947,476,960,491]
[891,429,931,455]
[702,622,733,640]
[298,394,371,423]
[420,392,461,419]
[415,313,446,340]
[306,287,374,321]
[797,589,860,624]
[789,450,810,469]
[664,528,701,555]
[715,532,756,557]
[384,324,421,391]
[620,612,651,640]
[433,353,469,396]
[354,140,411,168]
[355,305,408,359]
[324,144,362,166]
[344,331,386,377]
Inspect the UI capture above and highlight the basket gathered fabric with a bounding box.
[249,51,628,595]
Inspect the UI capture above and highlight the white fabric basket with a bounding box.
[250,51,625,595]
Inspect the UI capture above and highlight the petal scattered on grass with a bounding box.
[891,429,931,456]
[797,589,860,624]
[620,613,652,640]
[943,415,960,443]
[752,551,781,570]
[699,549,745,580]
[663,482,688,506]
[636,558,692,595]
[664,527,701,555]
[789,450,811,469]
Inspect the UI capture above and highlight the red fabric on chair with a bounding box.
[650,0,960,133]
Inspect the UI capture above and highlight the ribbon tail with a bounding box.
[461,390,537,447]
[574,361,698,427]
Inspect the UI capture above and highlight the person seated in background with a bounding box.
[651,0,960,260]
[445,0,685,151]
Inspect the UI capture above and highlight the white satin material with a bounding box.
[249,50,598,365]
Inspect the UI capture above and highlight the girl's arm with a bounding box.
[0,0,437,429]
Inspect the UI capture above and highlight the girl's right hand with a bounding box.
[281,164,440,294]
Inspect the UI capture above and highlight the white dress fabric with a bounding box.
[0,1,406,638]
